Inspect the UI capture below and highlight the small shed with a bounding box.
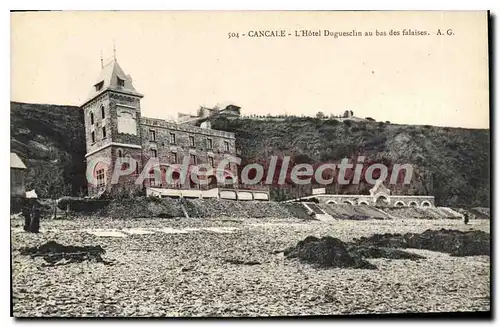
[10,153,27,197]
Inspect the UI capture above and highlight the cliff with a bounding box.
[10,102,86,197]
[210,116,490,207]
[10,102,490,207]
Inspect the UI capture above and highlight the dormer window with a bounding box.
[95,81,104,92]
[117,77,125,87]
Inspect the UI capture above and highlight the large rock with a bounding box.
[284,236,377,269]
[347,246,425,260]
[19,241,112,266]
[353,229,490,256]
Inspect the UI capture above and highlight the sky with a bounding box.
[11,11,489,128]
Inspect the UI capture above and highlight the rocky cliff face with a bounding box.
[10,102,86,197]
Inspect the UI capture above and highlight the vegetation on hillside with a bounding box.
[210,116,490,207]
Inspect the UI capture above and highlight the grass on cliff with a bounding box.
[211,116,490,207]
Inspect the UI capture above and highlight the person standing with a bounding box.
[29,201,41,233]
[22,201,31,232]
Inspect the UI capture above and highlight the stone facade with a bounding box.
[82,59,237,196]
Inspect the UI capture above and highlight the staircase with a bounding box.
[302,202,334,223]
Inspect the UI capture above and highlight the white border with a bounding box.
[3,2,497,326]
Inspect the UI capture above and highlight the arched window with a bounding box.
[121,154,132,171]
[171,171,180,182]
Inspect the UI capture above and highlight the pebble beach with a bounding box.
[11,216,490,317]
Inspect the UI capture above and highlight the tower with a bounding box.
[82,57,144,196]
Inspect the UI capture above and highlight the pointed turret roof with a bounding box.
[83,59,143,105]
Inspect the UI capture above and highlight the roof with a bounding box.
[83,59,143,105]
[10,153,27,169]
[26,189,38,198]
[215,101,240,110]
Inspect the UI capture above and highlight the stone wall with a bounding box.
[291,194,435,207]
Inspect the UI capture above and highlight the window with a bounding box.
[121,154,132,171]
[95,81,104,92]
[190,154,197,165]
[171,152,178,164]
[90,112,94,125]
[224,141,230,152]
[149,169,161,187]
[101,105,105,119]
[135,162,140,175]
[150,130,156,141]
[96,169,105,187]
[151,149,158,158]
[149,178,161,187]
[207,138,213,149]
[102,126,107,138]
[170,133,176,144]
[117,77,125,87]
[91,131,95,143]
[117,149,123,158]
[209,156,214,167]
[189,136,195,147]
